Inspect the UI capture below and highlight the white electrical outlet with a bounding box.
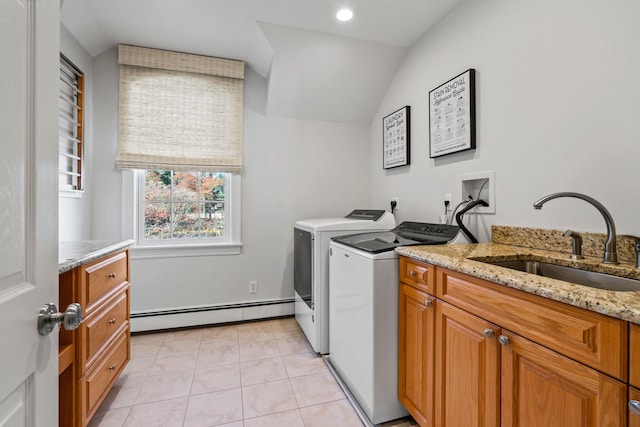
[249,280,257,294]
[444,193,452,203]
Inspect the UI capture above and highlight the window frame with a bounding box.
[123,170,242,258]
[59,53,85,196]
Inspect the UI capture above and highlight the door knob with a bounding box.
[38,303,83,336]
[498,335,510,345]
[629,400,640,416]
[483,328,495,338]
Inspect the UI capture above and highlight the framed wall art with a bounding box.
[383,105,410,169]
[429,69,476,158]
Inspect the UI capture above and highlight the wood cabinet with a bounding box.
[59,249,131,427]
[398,256,629,427]
[630,387,640,427]
[434,301,500,427]
[398,283,435,426]
[501,330,626,426]
[630,324,640,389]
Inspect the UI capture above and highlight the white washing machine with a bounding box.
[294,210,396,354]
[327,222,465,425]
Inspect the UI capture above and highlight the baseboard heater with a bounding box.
[130,298,295,319]
[129,298,295,332]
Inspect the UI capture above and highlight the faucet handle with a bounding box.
[564,230,585,260]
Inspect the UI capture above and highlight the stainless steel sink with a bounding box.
[483,260,640,292]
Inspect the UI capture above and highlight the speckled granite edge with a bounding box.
[59,240,134,273]
[396,243,640,324]
[492,225,639,263]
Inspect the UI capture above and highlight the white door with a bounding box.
[0,0,60,425]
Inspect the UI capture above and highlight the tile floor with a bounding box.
[89,317,417,427]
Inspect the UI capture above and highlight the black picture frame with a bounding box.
[382,106,410,169]
[429,69,476,158]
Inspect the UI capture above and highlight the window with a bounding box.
[117,45,244,254]
[142,171,227,241]
[129,169,241,255]
[59,54,84,193]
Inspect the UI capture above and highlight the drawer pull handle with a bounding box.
[108,318,116,324]
[108,364,117,371]
[424,299,432,307]
[108,272,117,279]
[498,335,510,345]
[629,400,640,416]
[409,271,416,277]
[483,329,495,339]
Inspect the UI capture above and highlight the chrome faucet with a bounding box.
[533,192,618,264]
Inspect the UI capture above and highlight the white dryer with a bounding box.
[294,210,396,354]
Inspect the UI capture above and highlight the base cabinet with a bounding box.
[59,249,131,427]
[398,256,630,427]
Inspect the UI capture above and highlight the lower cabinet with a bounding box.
[398,256,629,427]
[59,249,131,427]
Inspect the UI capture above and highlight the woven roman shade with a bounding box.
[117,44,244,173]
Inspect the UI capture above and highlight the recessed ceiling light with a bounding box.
[336,8,353,22]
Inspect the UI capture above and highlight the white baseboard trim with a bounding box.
[130,298,295,332]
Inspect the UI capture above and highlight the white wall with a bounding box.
[370,0,640,242]
[59,26,93,241]
[91,48,372,320]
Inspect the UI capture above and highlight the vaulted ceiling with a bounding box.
[61,0,463,124]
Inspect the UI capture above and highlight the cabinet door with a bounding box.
[630,387,640,427]
[630,324,640,388]
[501,331,626,427]
[398,284,435,427]
[435,301,500,427]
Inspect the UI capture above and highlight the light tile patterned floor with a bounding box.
[89,317,418,427]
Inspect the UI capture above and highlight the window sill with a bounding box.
[130,242,242,260]
[59,189,84,199]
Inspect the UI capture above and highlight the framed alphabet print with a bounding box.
[429,69,476,158]
[383,106,410,169]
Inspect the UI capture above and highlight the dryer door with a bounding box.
[294,227,313,308]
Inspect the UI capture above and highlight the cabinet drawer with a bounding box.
[436,267,628,380]
[79,328,129,423]
[82,251,128,314]
[400,257,435,295]
[79,287,129,372]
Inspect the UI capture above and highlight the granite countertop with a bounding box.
[396,241,640,324]
[59,240,135,274]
